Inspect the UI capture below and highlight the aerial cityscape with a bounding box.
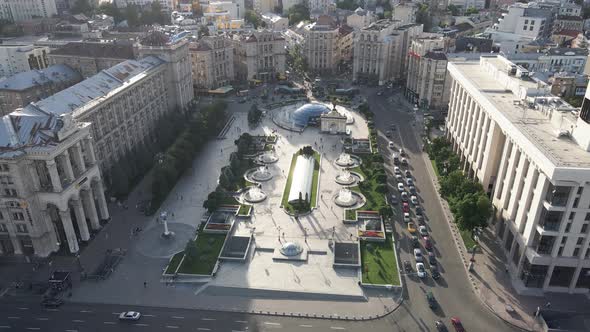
[0,0,590,331]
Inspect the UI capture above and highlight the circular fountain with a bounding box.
[255,151,279,164]
[280,242,303,256]
[245,165,273,182]
[335,170,358,185]
[333,188,366,208]
[243,186,267,203]
[335,153,360,167]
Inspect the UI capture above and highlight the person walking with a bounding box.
[143,281,147,288]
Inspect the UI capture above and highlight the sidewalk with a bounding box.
[421,149,590,331]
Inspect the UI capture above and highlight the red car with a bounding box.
[451,317,465,332]
[402,202,410,213]
[423,236,433,250]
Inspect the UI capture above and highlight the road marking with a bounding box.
[72,320,85,323]
[7,317,20,319]
[231,330,245,332]
[264,322,281,326]
[197,328,211,331]
[330,327,346,330]
[65,330,78,332]
[111,312,120,315]
[79,310,92,313]
[143,314,156,317]
[0,327,10,329]
[36,318,49,321]
[165,325,179,329]
[45,309,59,312]
[103,322,115,325]
[172,316,184,319]
[299,325,313,328]
[134,323,149,327]
[201,318,216,321]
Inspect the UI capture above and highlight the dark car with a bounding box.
[390,194,398,205]
[411,236,420,248]
[403,260,412,273]
[41,298,64,308]
[436,320,448,332]
[427,291,437,309]
[423,236,433,251]
[431,265,441,280]
[415,206,423,215]
[428,252,437,265]
[409,186,417,194]
[451,317,465,332]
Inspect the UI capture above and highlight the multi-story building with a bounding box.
[554,15,584,32]
[507,47,588,75]
[446,55,590,294]
[491,2,557,39]
[135,30,194,112]
[346,7,376,30]
[0,64,82,116]
[307,0,332,15]
[338,25,354,64]
[232,30,286,82]
[189,36,235,91]
[559,2,581,16]
[393,3,416,25]
[0,45,50,79]
[261,12,289,31]
[48,42,136,78]
[447,0,486,11]
[0,0,58,22]
[0,108,109,257]
[301,15,339,74]
[254,0,276,14]
[406,34,449,110]
[115,0,178,14]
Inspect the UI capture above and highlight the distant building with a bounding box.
[0,45,50,79]
[447,0,486,11]
[549,72,588,98]
[115,0,177,14]
[506,47,588,74]
[338,25,354,63]
[189,36,235,91]
[454,36,493,52]
[0,0,58,22]
[302,15,340,73]
[346,7,376,30]
[232,30,286,82]
[554,15,584,32]
[393,3,416,25]
[254,0,277,14]
[261,12,289,31]
[0,64,82,116]
[551,29,581,47]
[48,42,136,78]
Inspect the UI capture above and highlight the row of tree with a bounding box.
[150,101,228,212]
[427,137,492,240]
[69,0,168,27]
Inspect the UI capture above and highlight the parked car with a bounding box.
[386,130,392,137]
[428,252,437,265]
[427,291,437,309]
[403,260,412,273]
[399,148,405,156]
[413,248,423,262]
[394,166,401,174]
[431,265,441,280]
[401,192,409,201]
[407,178,414,186]
[411,236,420,248]
[403,202,410,213]
[388,141,395,149]
[396,174,403,182]
[407,222,417,233]
[390,194,398,205]
[435,320,447,331]
[405,169,411,177]
[451,317,465,332]
[419,225,428,236]
[411,195,419,205]
[397,183,404,192]
[119,311,141,321]
[415,206,423,215]
[401,158,408,165]
[416,263,426,278]
[403,212,411,223]
[417,215,425,223]
[409,185,417,194]
[423,236,433,250]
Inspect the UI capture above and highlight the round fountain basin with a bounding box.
[243,187,267,203]
[333,190,366,208]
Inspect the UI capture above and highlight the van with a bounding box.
[392,153,400,164]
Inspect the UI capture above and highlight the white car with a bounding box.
[419,225,428,236]
[119,311,141,321]
[411,195,419,205]
[395,174,403,182]
[394,166,401,174]
[397,182,404,192]
[401,158,408,165]
[388,141,395,149]
[416,263,426,278]
[403,212,411,223]
[413,248,423,262]
[399,148,405,156]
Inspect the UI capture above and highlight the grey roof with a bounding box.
[0,107,63,157]
[546,47,588,56]
[50,42,135,60]
[0,64,82,91]
[31,56,164,117]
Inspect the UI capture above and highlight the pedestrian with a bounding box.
[180,195,183,200]
[143,281,147,288]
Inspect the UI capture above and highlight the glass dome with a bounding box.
[289,103,330,128]
[280,242,303,256]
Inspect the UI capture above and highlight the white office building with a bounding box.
[0,0,58,22]
[446,55,590,294]
[0,45,50,79]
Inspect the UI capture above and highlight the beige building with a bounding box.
[48,42,136,79]
[233,30,286,82]
[0,0,58,22]
[338,25,354,63]
[0,45,50,79]
[189,36,235,91]
[0,110,109,257]
[0,64,82,116]
[352,20,422,85]
[405,34,449,110]
[302,16,340,74]
[554,15,584,32]
[347,7,376,30]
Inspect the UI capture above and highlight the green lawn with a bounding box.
[164,252,184,275]
[177,233,227,275]
[281,151,320,214]
[238,204,252,216]
[360,236,400,286]
[345,209,356,220]
[431,160,440,177]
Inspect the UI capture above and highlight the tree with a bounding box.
[199,25,210,37]
[98,2,123,23]
[453,192,491,232]
[287,4,310,25]
[416,4,432,32]
[71,0,93,16]
[439,170,465,198]
[300,145,314,156]
[447,4,460,16]
[336,0,356,10]
[125,4,140,27]
[248,104,263,125]
[465,7,479,15]
[245,10,263,28]
[141,1,167,25]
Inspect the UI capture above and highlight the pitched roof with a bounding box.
[553,29,581,38]
[50,42,135,60]
[0,64,82,91]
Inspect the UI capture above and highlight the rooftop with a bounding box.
[450,57,590,169]
[556,15,583,21]
[424,52,447,61]
[546,47,588,56]
[0,65,82,91]
[50,42,135,60]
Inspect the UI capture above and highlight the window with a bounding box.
[0,223,7,232]
[573,248,580,257]
[582,224,589,234]
[531,20,535,25]
[561,236,568,244]
[566,222,572,232]
[586,248,590,259]
[4,189,16,197]
[12,212,24,221]
[577,237,584,245]
[585,213,590,221]
[558,246,564,256]
[573,197,579,208]
[569,212,576,220]
[530,26,534,31]
[15,223,27,233]
[524,20,529,24]
[577,187,583,195]
[523,26,528,31]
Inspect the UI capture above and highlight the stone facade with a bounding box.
[302,16,339,74]
[320,107,346,134]
[189,36,235,91]
[48,42,136,78]
[232,30,286,82]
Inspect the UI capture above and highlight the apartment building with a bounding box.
[346,7,376,30]
[0,64,82,116]
[189,36,235,91]
[352,20,423,85]
[554,15,584,32]
[406,34,449,110]
[48,42,136,78]
[232,30,286,82]
[115,0,178,13]
[261,12,289,31]
[446,55,590,294]
[254,0,276,14]
[508,47,588,75]
[0,45,50,79]
[301,16,339,74]
[0,0,58,22]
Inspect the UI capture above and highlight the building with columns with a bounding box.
[446,55,590,294]
[0,110,109,257]
[232,30,286,82]
[189,35,235,92]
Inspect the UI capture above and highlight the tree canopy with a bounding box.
[287,4,310,25]
[244,10,265,29]
[71,0,94,16]
[416,4,432,31]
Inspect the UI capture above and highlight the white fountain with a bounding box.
[251,166,273,182]
[257,151,278,164]
[335,153,358,167]
[335,170,356,185]
[334,188,358,207]
[244,186,267,203]
[160,211,175,238]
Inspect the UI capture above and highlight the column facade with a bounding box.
[61,150,75,183]
[72,200,89,241]
[59,210,79,253]
[94,181,110,220]
[82,189,100,230]
[71,143,86,175]
[46,160,62,192]
[83,138,97,165]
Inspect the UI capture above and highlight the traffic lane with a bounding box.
[371,94,518,332]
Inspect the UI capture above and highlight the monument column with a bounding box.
[46,160,62,192]
[72,200,89,241]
